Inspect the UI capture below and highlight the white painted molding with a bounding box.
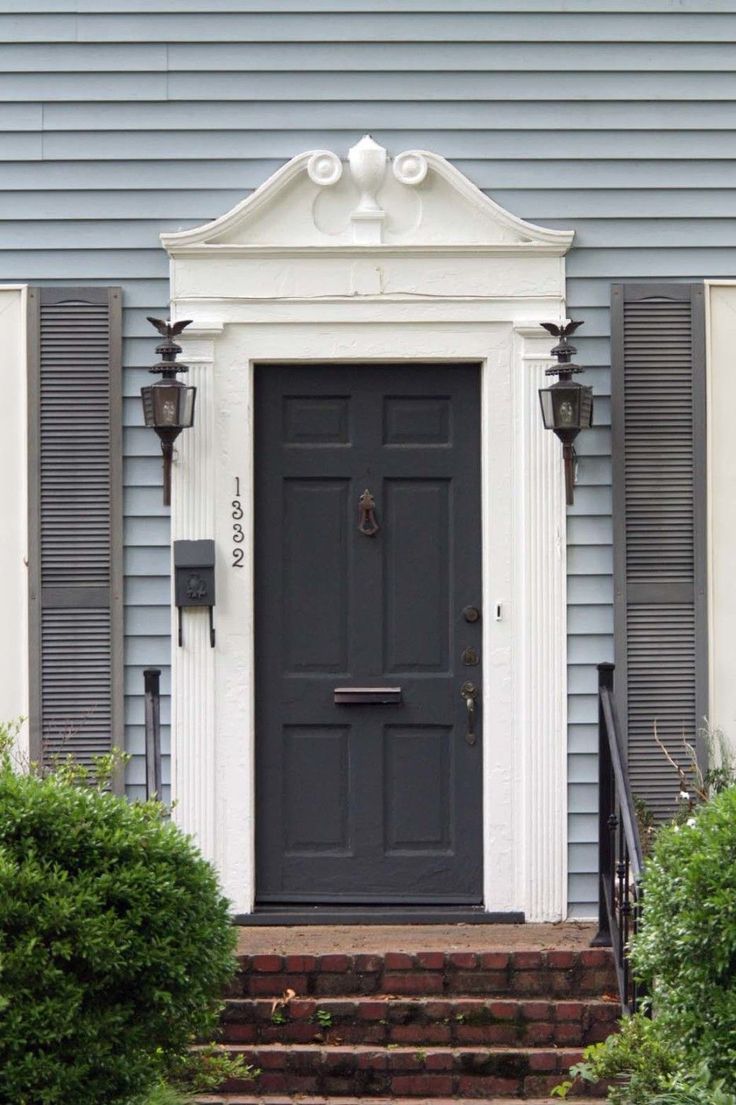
[161,139,574,256]
[706,281,736,747]
[307,150,343,187]
[170,339,217,866]
[513,327,569,922]
[165,243,571,260]
[348,134,387,243]
[163,142,572,920]
[0,285,29,758]
[393,150,429,187]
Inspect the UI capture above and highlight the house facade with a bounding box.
[0,0,731,922]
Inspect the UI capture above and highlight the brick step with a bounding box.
[232,949,616,999]
[196,1097,567,1105]
[214,1043,603,1098]
[221,995,619,1047]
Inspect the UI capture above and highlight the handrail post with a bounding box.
[592,662,615,947]
[144,667,162,801]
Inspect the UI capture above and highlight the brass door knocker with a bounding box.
[358,489,380,536]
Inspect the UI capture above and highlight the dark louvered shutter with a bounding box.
[611,283,707,819]
[28,287,123,782]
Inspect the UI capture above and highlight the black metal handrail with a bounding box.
[592,662,645,1014]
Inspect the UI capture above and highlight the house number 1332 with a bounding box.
[232,477,244,567]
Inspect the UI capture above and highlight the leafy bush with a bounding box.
[647,1065,736,1105]
[141,1084,193,1105]
[557,781,736,1103]
[0,727,242,1105]
[630,785,736,1086]
[554,1014,736,1104]
[552,1012,682,1104]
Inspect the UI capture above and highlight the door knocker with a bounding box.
[358,489,380,536]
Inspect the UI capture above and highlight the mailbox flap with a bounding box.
[174,539,215,569]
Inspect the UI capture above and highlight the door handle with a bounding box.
[461,681,479,746]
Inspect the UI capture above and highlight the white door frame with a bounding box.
[162,141,571,921]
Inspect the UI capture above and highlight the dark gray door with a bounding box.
[255,364,483,905]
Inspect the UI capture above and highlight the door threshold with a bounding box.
[235,905,525,925]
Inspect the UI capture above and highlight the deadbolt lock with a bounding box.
[462,605,481,623]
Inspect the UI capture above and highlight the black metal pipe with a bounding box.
[143,667,162,801]
[592,662,615,947]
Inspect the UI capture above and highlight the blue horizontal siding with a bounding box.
[2,1,734,12]
[0,2,731,916]
[9,158,736,189]
[22,130,736,160]
[4,71,736,102]
[31,101,736,132]
[8,10,736,42]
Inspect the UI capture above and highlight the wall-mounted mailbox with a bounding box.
[174,539,216,647]
[334,686,402,706]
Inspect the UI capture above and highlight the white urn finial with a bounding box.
[348,134,387,243]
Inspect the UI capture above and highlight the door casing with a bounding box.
[168,320,568,921]
[163,143,571,922]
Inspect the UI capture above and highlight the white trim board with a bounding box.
[0,285,29,756]
[163,139,570,921]
[705,280,736,749]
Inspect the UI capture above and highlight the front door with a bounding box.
[255,364,483,905]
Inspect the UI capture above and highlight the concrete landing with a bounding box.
[235,922,596,956]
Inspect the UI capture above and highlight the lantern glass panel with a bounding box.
[152,383,185,428]
[551,385,582,430]
[180,385,196,428]
[141,385,155,427]
[539,387,554,429]
[579,385,594,429]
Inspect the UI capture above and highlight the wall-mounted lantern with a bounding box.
[141,316,195,506]
[538,319,593,506]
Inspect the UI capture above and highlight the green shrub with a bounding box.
[140,1084,193,1105]
[552,1011,682,1104]
[648,1065,736,1105]
[630,785,736,1086]
[0,733,239,1105]
[553,1014,735,1104]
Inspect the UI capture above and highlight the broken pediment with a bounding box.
[161,135,573,256]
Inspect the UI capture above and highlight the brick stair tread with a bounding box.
[225,995,616,1007]
[196,1097,562,1104]
[223,1042,583,1051]
[240,950,612,966]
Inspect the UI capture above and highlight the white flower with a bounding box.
[687,818,697,828]
[679,790,691,801]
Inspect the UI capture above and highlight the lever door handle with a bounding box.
[461,681,479,746]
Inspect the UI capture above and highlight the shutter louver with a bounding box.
[28,287,123,778]
[612,284,707,820]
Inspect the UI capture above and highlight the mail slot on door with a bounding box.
[334,687,402,705]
